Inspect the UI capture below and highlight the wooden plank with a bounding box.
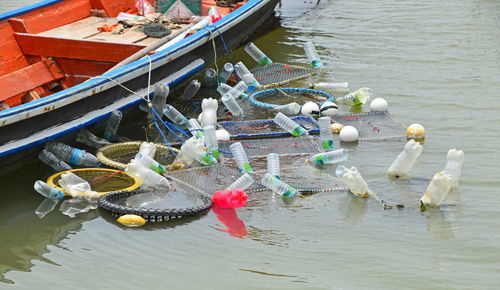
[86,29,149,44]
[0,22,29,76]
[14,33,146,63]
[0,60,64,102]
[37,16,106,37]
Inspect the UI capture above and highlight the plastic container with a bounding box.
[76,129,111,149]
[226,173,254,190]
[46,142,99,167]
[221,93,244,119]
[273,112,309,137]
[318,116,334,150]
[135,152,166,174]
[34,180,65,200]
[336,87,372,106]
[192,148,218,166]
[207,6,222,23]
[58,172,99,198]
[116,12,144,21]
[303,41,324,69]
[125,159,172,190]
[241,73,261,93]
[35,197,60,218]
[309,82,349,94]
[201,98,218,128]
[308,149,347,165]
[174,137,205,166]
[187,118,205,139]
[260,173,298,198]
[229,142,253,174]
[218,63,234,84]
[204,68,218,88]
[135,0,154,15]
[231,81,249,99]
[139,142,156,159]
[335,166,369,197]
[217,83,232,96]
[272,102,301,115]
[203,125,219,159]
[444,148,464,189]
[267,153,280,179]
[103,110,122,141]
[212,189,247,208]
[244,42,273,65]
[419,171,452,210]
[387,139,423,177]
[38,149,72,171]
[182,80,201,100]
[163,104,188,129]
[151,83,169,115]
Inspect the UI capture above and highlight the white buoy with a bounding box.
[319,101,339,116]
[301,101,320,116]
[216,129,230,141]
[339,126,359,142]
[370,98,388,112]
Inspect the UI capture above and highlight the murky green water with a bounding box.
[2,0,500,288]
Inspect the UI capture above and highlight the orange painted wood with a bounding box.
[89,0,153,18]
[0,22,30,76]
[14,33,146,63]
[0,60,65,102]
[56,58,116,85]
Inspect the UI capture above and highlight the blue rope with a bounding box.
[248,87,335,110]
[216,27,235,67]
[149,106,177,156]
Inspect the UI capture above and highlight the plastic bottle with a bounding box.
[38,149,72,171]
[35,197,60,218]
[204,68,218,88]
[207,6,222,23]
[387,139,424,177]
[260,173,298,198]
[139,142,156,159]
[318,116,334,150]
[76,129,111,149]
[163,104,188,129]
[336,87,372,106]
[187,118,205,139]
[218,63,234,84]
[135,152,166,174]
[303,41,324,69]
[221,93,244,119]
[273,112,309,137]
[308,82,349,94]
[34,180,65,200]
[335,166,369,197]
[267,153,280,179]
[203,125,219,159]
[308,149,347,165]
[212,189,247,208]
[103,110,122,142]
[217,83,232,96]
[151,83,169,116]
[419,171,452,210]
[244,42,273,65]
[174,137,205,166]
[231,81,248,99]
[117,12,144,21]
[58,171,99,198]
[226,173,254,190]
[444,148,464,189]
[192,148,218,166]
[182,80,201,100]
[46,142,99,167]
[201,98,218,128]
[272,102,301,115]
[126,159,172,190]
[135,0,154,15]
[230,142,253,174]
[241,73,261,93]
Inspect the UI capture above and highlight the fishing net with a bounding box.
[218,136,322,158]
[47,168,140,196]
[248,87,334,111]
[249,63,320,89]
[332,112,406,141]
[218,116,319,139]
[96,141,179,170]
[170,100,228,121]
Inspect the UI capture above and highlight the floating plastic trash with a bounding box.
[134,152,166,174]
[34,181,65,218]
[336,87,372,106]
[182,79,201,100]
[163,104,189,129]
[103,110,123,142]
[38,149,72,172]
[46,142,99,167]
[318,116,334,150]
[249,63,320,89]
[387,139,423,177]
[230,142,253,174]
[203,125,219,159]
[217,83,232,96]
[187,118,205,140]
[138,142,156,159]
[201,98,218,128]
[219,63,234,84]
[219,137,322,157]
[260,173,298,198]
[332,112,406,141]
[219,116,319,139]
[212,189,248,208]
[444,148,464,189]
[274,112,309,137]
[419,171,452,210]
[76,129,111,149]
[307,149,348,165]
[221,93,244,119]
[244,42,272,65]
[267,153,280,179]
[336,166,369,198]
[226,173,254,191]
[204,68,218,88]
[303,41,323,69]
[309,82,349,94]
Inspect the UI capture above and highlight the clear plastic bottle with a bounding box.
[226,173,254,190]
[58,172,99,198]
[273,112,309,137]
[308,149,347,165]
[126,159,172,190]
[229,142,253,174]
[336,87,372,106]
[387,139,423,177]
[46,142,99,167]
[201,98,218,128]
[271,102,301,115]
[34,180,65,200]
[241,73,261,93]
[103,110,122,141]
[182,79,201,100]
[139,142,156,159]
[231,81,248,99]
[76,129,111,149]
[335,166,369,197]
[174,137,205,166]
[163,104,188,129]
[204,68,218,88]
[192,148,218,166]
[318,116,334,150]
[419,171,452,210]
[151,83,169,116]
[218,63,234,84]
[267,153,280,179]
[303,41,324,69]
[244,42,273,65]
[260,173,298,198]
[135,152,166,174]
[187,118,205,139]
[221,93,244,119]
[217,83,232,96]
[203,125,219,159]
[444,148,464,189]
[38,149,72,171]
[308,82,349,94]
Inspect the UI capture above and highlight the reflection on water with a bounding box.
[424,209,454,240]
[212,205,247,239]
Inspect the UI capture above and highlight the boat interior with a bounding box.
[0,0,245,111]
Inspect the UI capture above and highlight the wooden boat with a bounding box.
[0,0,278,172]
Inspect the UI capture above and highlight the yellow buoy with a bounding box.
[117,214,147,227]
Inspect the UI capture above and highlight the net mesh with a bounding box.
[170,100,228,120]
[218,137,322,158]
[333,112,406,140]
[249,63,320,89]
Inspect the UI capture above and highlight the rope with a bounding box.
[248,87,335,110]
